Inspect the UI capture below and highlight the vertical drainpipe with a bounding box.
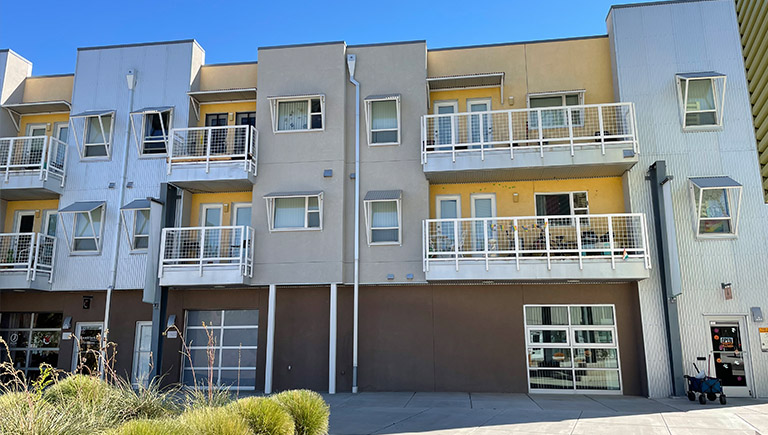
[329,282,337,394]
[346,53,360,394]
[265,283,276,394]
[102,69,136,373]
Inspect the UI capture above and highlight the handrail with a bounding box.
[1,135,67,185]
[167,125,258,175]
[0,232,55,282]
[159,225,254,279]
[420,102,638,163]
[423,213,651,272]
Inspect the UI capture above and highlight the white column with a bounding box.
[264,284,276,394]
[329,283,338,394]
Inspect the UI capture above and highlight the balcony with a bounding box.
[0,136,68,200]
[420,103,638,182]
[423,213,650,282]
[0,233,56,290]
[159,225,254,287]
[167,125,258,192]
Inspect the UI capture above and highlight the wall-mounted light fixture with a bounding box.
[722,282,733,300]
[223,203,230,213]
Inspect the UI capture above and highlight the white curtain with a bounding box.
[372,101,397,130]
[274,197,305,228]
[372,201,398,228]
[278,101,308,131]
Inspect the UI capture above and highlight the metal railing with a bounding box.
[0,233,56,283]
[159,225,254,278]
[167,125,258,175]
[0,136,68,186]
[421,103,637,163]
[423,213,650,272]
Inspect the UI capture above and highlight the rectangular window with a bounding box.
[264,193,323,231]
[73,206,103,252]
[143,112,170,155]
[689,177,742,238]
[0,312,62,379]
[132,321,152,387]
[528,92,583,129]
[525,305,621,393]
[365,96,401,145]
[84,114,113,157]
[676,73,726,130]
[270,96,324,132]
[364,198,402,245]
[182,310,258,391]
[133,209,150,250]
[535,192,588,226]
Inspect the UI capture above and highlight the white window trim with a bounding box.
[69,112,115,160]
[120,207,150,253]
[364,95,401,146]
[527,91,585,130]
[470,193,497,218]
[59,204,106,255]
[42,210,58,237]
[689,182,742,239]
[534,191,589,215]
[231,202,253,227]
[130,108,173,157]
[364,198,402,246]
[435,195,462,219]
[268,95,326,134]
[264,193,323,232]
[132,321,152,388]
[676,76,727,131]
[201,203,224,227]
[12,210,35,233]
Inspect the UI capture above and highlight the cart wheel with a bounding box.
[719,394,727,405]
[687,391,696,401]
[699,394,707,404]
[707,393,717,401]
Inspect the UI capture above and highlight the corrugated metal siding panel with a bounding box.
[736,0,768,202]
[611,0,768,398]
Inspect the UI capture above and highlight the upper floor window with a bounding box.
[528,91,584,129]
[365,95,401,146]
[58,201,106,254]
[364,190,402,245]
[689,177,742,238]
[268,95,325,133]
[535,191,588,226]
[264,191,323,231]
[70,110,115,159]
[130,107,173,156]
[120,199,155,252]
[676,72,726,130]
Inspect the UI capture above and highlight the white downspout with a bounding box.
[346,53,360,394]
[102,69,136,374]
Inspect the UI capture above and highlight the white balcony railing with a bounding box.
[0,136,68,186]
[421,102,637,163]
[0,233,56,283]
[167,125,258,175]
[159,225,254,279]
[423,213,650,272]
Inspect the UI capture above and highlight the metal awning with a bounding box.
[264,190,323,198]
[70,109,115,118]
[428,72,504,91]
[266,93,325,101]
[690,176,742,189]
[130,106,173,115]
[121,198,161,210]
[365,94,400,101]
[3,100,71,114]
[188,88,257,103]
[676,71,726,79]
[59,201,105,213]
[364,190,402,201]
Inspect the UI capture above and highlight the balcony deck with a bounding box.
[423,214,650,282]
[0,232,56,290]
[167,125,258,192]
[159,225,254,287]
[0,136,68,200]
[421,103,638,183]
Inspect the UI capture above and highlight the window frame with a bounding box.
[71,206,104,254]
[535,191,589,215]
[527,91,585,130]
[676,74,727,131]
[231,202,253,227]
[268,95,326,133]
[131,321,152,388]
[0,312,63,377]
[689,179,742,239]
[70,112,116,160]
[130,108,173,157]
[364,198,402,246]
[264,193,323,232]
[364,95,401,146]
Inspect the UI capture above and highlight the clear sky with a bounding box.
[0,0,650,76]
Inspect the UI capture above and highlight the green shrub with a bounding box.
[113,377,181,420]
[232,396,294,435]
[109,418,186,435]
[43,374,128,428]
[178,406,252,435]
[0,392,94,435]
[273,390,329,435]
[183,385,233,410]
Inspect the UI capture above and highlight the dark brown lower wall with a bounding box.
[350,283,647,395]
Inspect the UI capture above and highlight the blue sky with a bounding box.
[0,0,649,76]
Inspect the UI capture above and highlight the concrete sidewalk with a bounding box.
[325,392,768,434]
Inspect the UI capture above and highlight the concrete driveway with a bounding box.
[324,392,768,434]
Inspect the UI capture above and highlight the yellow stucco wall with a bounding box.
[189,192,252,226]
[427,36,614,111]
[22,75,73,103]
[18,113,70,137]
[3,199,59,233]
[429,177,625,219]
[197,102,257,127]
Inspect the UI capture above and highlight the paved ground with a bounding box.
[324,392,768,434]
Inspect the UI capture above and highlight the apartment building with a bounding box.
[1,0,766,398]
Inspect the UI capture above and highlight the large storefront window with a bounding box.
[525,305,621,393]
[0,312,62,378]
[182,310,258,391]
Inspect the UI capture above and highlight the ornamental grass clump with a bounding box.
[43,373,130,429]
[231,396,295,435]
[109,418,186,435]
[0,390,94,435]
[178,405,252,435]
[273,390,330,435]
[113,376,181,420]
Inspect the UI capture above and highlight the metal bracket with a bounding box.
[4,107,21,132]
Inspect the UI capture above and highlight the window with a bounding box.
[676,73,726,130]
[59,201,106,254]
[132,210,150,250]
[363,190,403,245]
[525,305,621,393]
[269,95,324,132]
[264,192,323,231]
[130,108,173,156]
[132,321,152,387]
[182,310,258,390]
[69,110,115,159]
[689,177,742,238]
[528,92,583,129]
[120,199,154,252]
[365,95,401,145]
[535,192,588,226]
[0,312,62,380]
